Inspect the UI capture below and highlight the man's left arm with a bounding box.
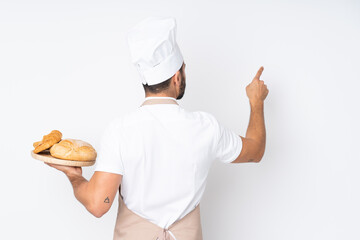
[45,162,122,218]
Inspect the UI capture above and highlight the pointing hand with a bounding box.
[246,66,269,105]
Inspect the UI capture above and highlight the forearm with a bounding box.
[246,100,266,158]
[45,163,120,218]
[66,174,93,211]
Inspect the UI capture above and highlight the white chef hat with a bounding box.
[127,16,184,86]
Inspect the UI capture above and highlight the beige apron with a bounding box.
[113,97,203,240]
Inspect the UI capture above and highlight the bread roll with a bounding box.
[33,130,62,153]
[50,139,97,161]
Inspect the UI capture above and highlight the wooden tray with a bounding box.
[31,150,95,167]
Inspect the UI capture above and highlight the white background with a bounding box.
[1,0,359,239]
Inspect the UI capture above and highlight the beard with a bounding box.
[176,73,186,100]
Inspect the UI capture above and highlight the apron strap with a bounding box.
[156,228,177,240]
[140,98,179,107]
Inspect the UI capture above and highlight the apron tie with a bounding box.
[156,228,177,240]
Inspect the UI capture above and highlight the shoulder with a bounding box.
[194,111,223,139]
[195,110,218,125]
[104,115,125,132]
[105,109,143,130]
[188,110,220,133]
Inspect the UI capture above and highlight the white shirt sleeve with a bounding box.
[94,119,125,175]
[210,113,243,164]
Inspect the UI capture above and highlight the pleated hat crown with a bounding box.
[127,16,184,86]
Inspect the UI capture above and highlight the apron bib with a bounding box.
[112,97,203,240]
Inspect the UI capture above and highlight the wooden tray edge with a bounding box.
[31,150,95,167]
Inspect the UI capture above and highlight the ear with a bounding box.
[173,69,182,85]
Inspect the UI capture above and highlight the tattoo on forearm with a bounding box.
[104,197,110,203]
[248,159,255,162]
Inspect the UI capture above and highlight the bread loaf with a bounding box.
[50,139,97,161]
[33,130,62,153]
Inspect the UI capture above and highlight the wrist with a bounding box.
[249,100,264,109]
[66,172,82,181]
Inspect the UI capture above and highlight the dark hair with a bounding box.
[142,64,184,94]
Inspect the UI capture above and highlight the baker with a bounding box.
[45,16,269,239]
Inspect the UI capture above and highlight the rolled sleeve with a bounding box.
[94,120,125,175]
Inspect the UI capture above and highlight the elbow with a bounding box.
[256,148,266,163]
[88,204,107,218]
[93,211,105,219]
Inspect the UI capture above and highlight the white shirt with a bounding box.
[94,96,243,229]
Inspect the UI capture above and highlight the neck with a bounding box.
[141,96,179,107]
[145,93,177,99]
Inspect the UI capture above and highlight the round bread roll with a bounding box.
[50,139,97,161]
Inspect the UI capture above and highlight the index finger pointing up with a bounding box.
[254,66,264,80]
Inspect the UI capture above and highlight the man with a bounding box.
[46,16,268,240]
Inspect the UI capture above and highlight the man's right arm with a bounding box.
[232,66,268,163]
[233,101,266,163]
